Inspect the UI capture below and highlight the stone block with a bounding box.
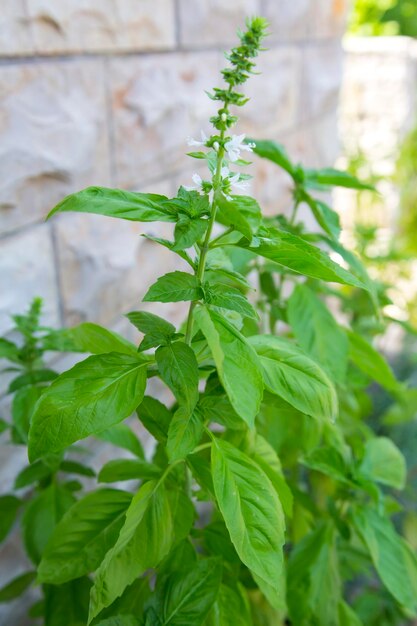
[0,1,33,57]
[240,46,302,135]
[53,178,191,327]
[0,59,110,236]
[27,0,176,54]
[0,224,60,335]
[178,0,260,47]
[308,0,348,39]
[301,42,343,120]
[110,51,222,188]
[263,0,310,41]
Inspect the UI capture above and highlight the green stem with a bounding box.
[184,135,228,345]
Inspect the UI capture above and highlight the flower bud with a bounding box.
[221,113,227,122]
[213,141,220,151]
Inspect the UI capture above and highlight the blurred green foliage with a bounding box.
[350,0,417,37]
[396,120,417,254]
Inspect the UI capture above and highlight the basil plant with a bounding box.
[4,16,417,626]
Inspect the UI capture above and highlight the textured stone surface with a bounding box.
[0,1,33,56]
[0,60,110,236]
[178,0,260,47]
[53,179,191,327]
[240,46,302,135]
[110,51,222,188]
[27,0,176,53]
[309,0,348,39]
[263,0,310,41]
[302,42,344,120]
[0,224,60,335]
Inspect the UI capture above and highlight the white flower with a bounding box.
[187,130,208,147]
[185,173,204,193]
[224,134,256,162]
[185,173,214,203]
[221,166,251,194]
[229,173,251,192]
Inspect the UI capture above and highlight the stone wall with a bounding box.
[1,0,349,340]
[0,2,349,624]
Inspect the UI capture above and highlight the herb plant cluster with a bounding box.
[1,17,417,626]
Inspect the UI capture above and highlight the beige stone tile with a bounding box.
[308,0,348,39]
[54,211,188,327]
[0,224,60,335]
[240,46,302,136]
[263,0,310,41]
[178,0,260,47]
[301,41,344,120]
[109,51,222,188]
[0,0,33,56]
[27,0,176,54]
[0,59,110,236]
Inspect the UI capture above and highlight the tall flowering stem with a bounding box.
[184,17,268,344]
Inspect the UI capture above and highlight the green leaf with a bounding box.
[95,617,140,626]
[98,459,161,483]
[217,195,261,241]
[22,483,75,564]
[352,507,417,614]
[194,307,263,428]
[14,460,52,489]
[144,272,202,303]
[288,522,341,625]
[338,601,364,626]
[167,405,204,461]
[323,237,379,308]
[250,139,295,177]
[211,439,285,596]
[12,385,43,443]
[305,167,375,191]
[89,480,173,622]
[60,459,96,477]
[38,489,132,584]
[154,557,222,625]
[251,434,293,518]
[302,446,352,484]
[174,216,208,250]
[199,385,243,431]
[28,353,148,461]
[44,576,91,626]
[347,331,399,392]
[287,284,349,383]
[96,424,145,458]
[0,337,19,361]
[92,578,150,623]
[0,571,36,602]
[238,230,366,288]
[0,495,21,542]
[205,583,252,626]
[63,323,138,356]
[0,418,9,434]
[9,369,57,392]
[359,437,406,490]
[301,192,341,240]
[137,396,172,443]
[48,186,175,222]
[126,311,176,351]
[156,342,199,412]
[203,283,257,320]
[249,335,337,421]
